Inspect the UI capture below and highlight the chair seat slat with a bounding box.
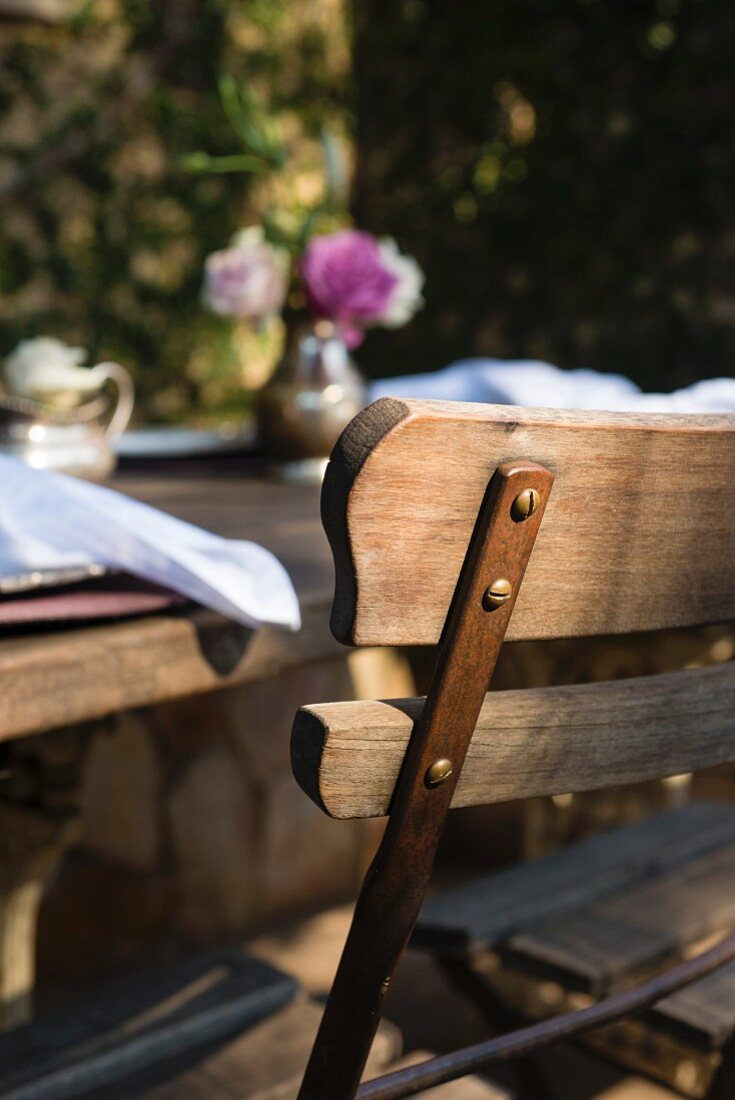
[654,959,735,1050]
[507,840,735,995]
[415,802,735,957]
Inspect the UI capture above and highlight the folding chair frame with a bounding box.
[297,460,735,1100]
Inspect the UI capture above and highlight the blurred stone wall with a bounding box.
[30,647,414,981]
[353,0,735,392]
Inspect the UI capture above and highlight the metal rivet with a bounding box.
[483,578,512,610]
[425,758,453,787]
[511,488,540,522]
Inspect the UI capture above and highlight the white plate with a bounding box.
[114,424,256,460]
[0,563,107,595]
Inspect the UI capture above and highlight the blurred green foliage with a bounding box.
[0,0,350,421]
[2,0,733,419]
[354,0,735,391]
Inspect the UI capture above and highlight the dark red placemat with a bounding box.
[0,574,187,625]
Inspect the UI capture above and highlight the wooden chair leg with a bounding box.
[437,957,556,1100]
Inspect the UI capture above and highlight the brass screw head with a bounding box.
[426,758,453,787]
[483,578,512,610]
[511,488,540,522]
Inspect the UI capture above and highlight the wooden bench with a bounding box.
[0,948,427,1100]
[290,398,735,1098]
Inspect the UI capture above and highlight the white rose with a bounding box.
[202,226,289,320]
[376,238,425,328]
[4,337,100,400]
[229,225,272,251]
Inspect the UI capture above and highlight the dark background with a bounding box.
[353,0,735,391]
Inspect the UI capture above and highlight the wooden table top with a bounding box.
[0,458,342,742]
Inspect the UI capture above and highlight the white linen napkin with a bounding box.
[370,358,735,413]
[0,456,300,630]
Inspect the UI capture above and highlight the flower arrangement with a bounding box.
[192,75,424,422]
[201,225,424,350]
[191,76,424,461]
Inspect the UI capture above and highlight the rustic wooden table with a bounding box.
[2,458,337,741]
[0,457,414,1029]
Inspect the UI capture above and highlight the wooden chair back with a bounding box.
[293,398,735,1100]
[294,398,735,821]
[323,398,735,646]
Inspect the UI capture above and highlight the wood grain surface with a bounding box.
[508,840,735,995]
[0,948,299,1097]
[415,801,735,958]
[0,463,337,740]
[653,959,735,1049]
[292,661,735,819]
[322,399,735,645]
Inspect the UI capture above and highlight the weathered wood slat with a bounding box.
[0,950,298,1099]
[419,805,735,1051]
[322,398,735,645]
[134,1001,402,1100]
[1,597,340,743]
[414,802,735,957]
[291,663,735,819]
[507,841,735,994]
[653,959,735,1050]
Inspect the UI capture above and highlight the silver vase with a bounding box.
[255,321,367,480]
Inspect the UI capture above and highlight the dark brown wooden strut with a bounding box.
[297,462,555,1100]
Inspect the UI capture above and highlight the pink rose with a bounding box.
[202,228,288,320]
[300,229,423,347]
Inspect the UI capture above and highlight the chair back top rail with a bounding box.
[291,661,735,819]
[322,398,735,646]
